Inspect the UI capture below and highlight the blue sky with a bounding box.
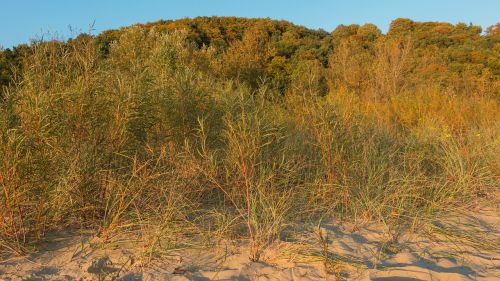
[1,0,499,48]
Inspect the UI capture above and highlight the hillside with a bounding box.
[0,17,499,280]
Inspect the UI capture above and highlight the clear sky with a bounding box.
[1,0,499,48]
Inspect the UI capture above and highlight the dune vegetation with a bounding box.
[0,17,498,262]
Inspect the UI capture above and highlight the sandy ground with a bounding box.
[0,206,498,281]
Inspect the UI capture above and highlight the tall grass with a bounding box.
[0,27,498,260]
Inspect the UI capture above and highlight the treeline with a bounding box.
[1,17,499,97]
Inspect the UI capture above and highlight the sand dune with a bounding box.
[1,206,498,281]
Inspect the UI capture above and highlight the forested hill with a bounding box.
[1,16,499,259]
[1,16,499,96]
